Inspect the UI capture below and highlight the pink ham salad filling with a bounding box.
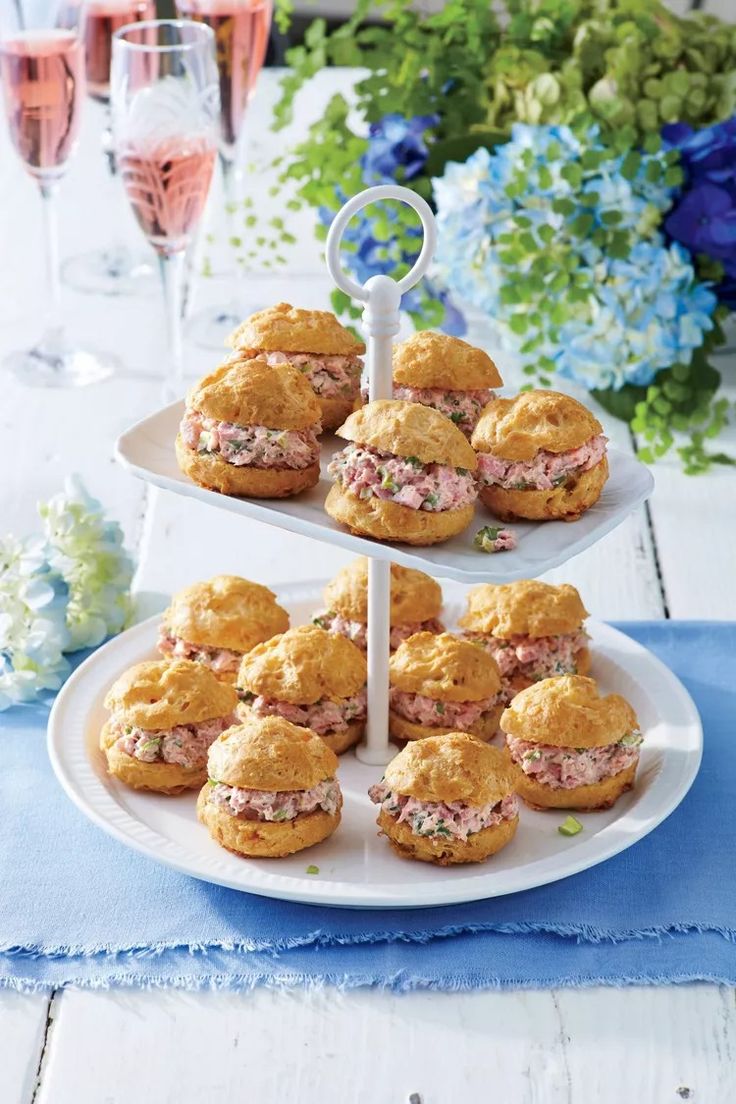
[157,627,241,674]
[257,350,363,400]
[240,688,367,735]
[369,781,518,842]
[390,688,499,730]
[328,445,477,512]
[477,434,608,491]
[465,630,589,681]
[110,713,237,770]
[208,777,341,820]
[311,611,444,651]
[506,732,643,789]
[180,410,320,470]
[393,384,495,435]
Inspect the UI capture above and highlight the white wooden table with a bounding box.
[2,69,735,1104]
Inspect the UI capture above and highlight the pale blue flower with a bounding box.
[0,478,134,711]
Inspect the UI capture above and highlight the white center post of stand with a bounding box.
[325,185,437,765]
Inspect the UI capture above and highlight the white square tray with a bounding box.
[115,401,654,583]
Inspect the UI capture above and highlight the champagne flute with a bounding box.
[0,0,118,386]
[111,19,219,398]
[61,0,156,296]
[175,0,272,349]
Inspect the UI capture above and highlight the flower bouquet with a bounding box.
[0,478,134,709]
[275,0,736,470]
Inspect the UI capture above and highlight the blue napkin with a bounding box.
[1,622,734,992]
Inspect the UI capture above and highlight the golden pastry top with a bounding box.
[207,716,338,791]
[226,302,365,356]
[383,732,515,806]
[500,675,639,748]
[392,331,502,391]
[323,557,442,625]
[389,631,501,702]
[163,575,289,653]
[336,400,477,469]
[458,580,588,638]
[104,659,238,729]
[186,358,321,430]
[237,624,367,704]
[471,390,603,459]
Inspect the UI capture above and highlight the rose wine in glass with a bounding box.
[1,30,84,177]
[85,0,154,102]
[175,0,273,349]
[61,0,156,296]
[176,0,270,150]
[119,136,217,255]
[0,2,118,386]
[111,19,219,398]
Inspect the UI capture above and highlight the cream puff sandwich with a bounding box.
[472,390,609,521]
[459,579,590,698]
[176,357,322,498]
[388,632,503,743]
[198,716,342,858]
[501,675,642,811]
[226,301,365,432]
[236,625,367,754]
[369,733,518,865]
[312,557,444,651]
[158,575,289,679]
[101,659,239,794]
[325,400,478,546]
[392,331,503,436]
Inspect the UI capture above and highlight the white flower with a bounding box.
[39,476,135,651]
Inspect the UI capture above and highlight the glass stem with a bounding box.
[102,103,117,179]
[39,182,63,345]
[157,250,186,401]
[220,152,243,294]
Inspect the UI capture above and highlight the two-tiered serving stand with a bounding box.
[47,187,702,908]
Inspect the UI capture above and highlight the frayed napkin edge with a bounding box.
[2,919,736,960]
[2,966,735,995]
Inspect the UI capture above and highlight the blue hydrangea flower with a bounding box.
[663,116,736,308]
[362,113,439,184]
[326,113,466,334]
[432,125,718,390]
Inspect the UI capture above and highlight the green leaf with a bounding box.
[424,129,506,178]
[592,385,646,423]
[570,213,594,237]
[620,151,641,181]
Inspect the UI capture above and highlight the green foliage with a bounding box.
[485,0,736,137]
[270,0,736,470]
[595,314,735,472]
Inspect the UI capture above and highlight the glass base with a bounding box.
[186,299,263,350]
[4,332,119,388]
[61,247,155,297]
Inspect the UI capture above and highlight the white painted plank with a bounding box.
[37,988,566,1104]
[558,985,736,1103]
[38,985,736,1104]
[0,991,51,1104]
[645,370,736,619]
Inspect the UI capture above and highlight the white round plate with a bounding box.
[48,581,702,909]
